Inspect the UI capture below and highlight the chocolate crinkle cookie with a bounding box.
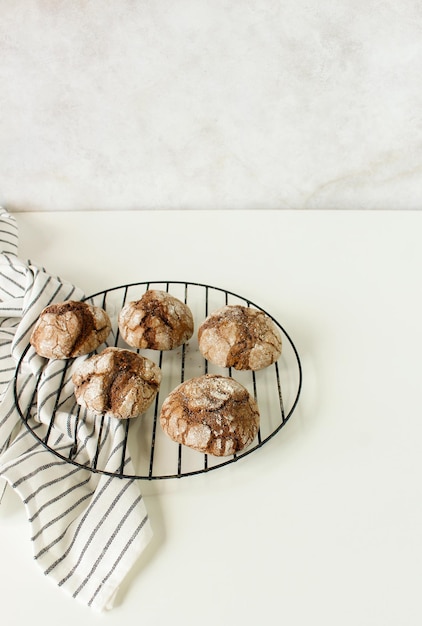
[30,300,111,359]
[118,289,194,350]
[160,374,260,456]
[198,304,282,371]
[72,347,162,419]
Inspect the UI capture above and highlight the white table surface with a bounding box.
[1,209,422,625]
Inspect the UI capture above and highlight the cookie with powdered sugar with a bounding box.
[72,347,161,419]
[160,374,260,456]
[30,300,111,359]
[118,289,194,351]
[198,304,282,371]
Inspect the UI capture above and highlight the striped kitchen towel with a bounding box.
[0,209,153,611]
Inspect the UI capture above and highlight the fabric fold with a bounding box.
[0,209,152,611]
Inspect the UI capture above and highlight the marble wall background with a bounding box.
[1,0,421,211]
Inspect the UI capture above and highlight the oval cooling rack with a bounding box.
[14,281,302,480]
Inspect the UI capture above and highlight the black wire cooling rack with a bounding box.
[14,281,302,480]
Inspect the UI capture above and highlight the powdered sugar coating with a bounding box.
[118,289,194,350]
[72,347,161,419]
[198,305,282,371]
[30,300,111,359]
[160,374,260,456]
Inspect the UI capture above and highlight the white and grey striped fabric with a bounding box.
[0,209,152,611]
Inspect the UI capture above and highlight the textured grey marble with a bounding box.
[1,0,422,210]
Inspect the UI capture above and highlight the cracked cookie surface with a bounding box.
[198,304,282,371]
[72,347,161,419]
[30,300,111,359]
[118,289,194,350]
[160,374,260,456]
